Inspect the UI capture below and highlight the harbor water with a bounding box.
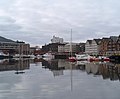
[0,59,120,99]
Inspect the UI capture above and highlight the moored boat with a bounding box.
[42,52,54,59]
[69,56,76,62]
[75,54,93,61]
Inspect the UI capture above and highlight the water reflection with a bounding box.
[42,59,120,81]
[0,59,120,99]
[0,58,120,81]
[0,59,30,74]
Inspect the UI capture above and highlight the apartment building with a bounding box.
[85,40,92,54]
[99,38,110,56]
[85,39,101,55]
[64,43,80,53]
[107,36,118,55]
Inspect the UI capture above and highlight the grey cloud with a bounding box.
[0,16,21,31]
[0,0,120,46]
[0,24,21,31]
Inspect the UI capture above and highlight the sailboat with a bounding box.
[68,29,76,62]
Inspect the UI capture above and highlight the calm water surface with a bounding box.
[0,59,120,99]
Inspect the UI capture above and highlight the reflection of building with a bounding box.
[42,60,65,70]
[42,59,120,81]
[85,62,100,75]
[84,62,120,81]
[0,59,30,72]
[42,59,65,76]
[52,70,63,77]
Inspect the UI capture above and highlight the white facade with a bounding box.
[64,43,79,53]
[58,45,65,52]
[91,40,99,54]
[85,39,101,55]
[51,36,63,43]
[85,40,92,54]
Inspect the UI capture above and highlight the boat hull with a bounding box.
[69,57,76,62]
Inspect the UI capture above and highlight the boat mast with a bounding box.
[70,29,72,57]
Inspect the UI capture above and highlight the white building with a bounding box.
[64,43,79,53]
[85,40,92,54]
[58,44,65,52]
[51,36,64,43]
[85,39,101,55]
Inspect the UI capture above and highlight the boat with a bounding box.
[68,29,76,62]
[98,56,110,61]
[0,52,13,59]
[42,52,54,59]
[75,54,93,61]
[69,56,76,62]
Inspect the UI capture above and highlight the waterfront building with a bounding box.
[79,43,85,53]
[0,42,18,55]
[42,43,66,53]
[0,36,18,55]
[0,36,30,55]
[116,35,120,55]
[99,38,110,56]
[107,36,118,55]
[51,35,64,43]
[16,41,30,55]
[58,44,66,53]
[85,39,101,55]
[85,40,92,54]
[41,44,49,53]
[64,43,80,54]
[30,47,36,55]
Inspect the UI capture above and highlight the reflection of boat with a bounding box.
[13,54,30,58]
[15,71,25,74]
[29,54,36,58]
[76,60,89,66]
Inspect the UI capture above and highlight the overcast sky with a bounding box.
[0,0,120,46]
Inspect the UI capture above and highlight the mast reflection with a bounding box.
[42,59,120,81]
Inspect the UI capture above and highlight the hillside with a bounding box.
[0,36,15,42]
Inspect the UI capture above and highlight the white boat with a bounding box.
[75,54,93,61]
[42,53,54,59]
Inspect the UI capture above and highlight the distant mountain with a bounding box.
[0,36,15,42]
